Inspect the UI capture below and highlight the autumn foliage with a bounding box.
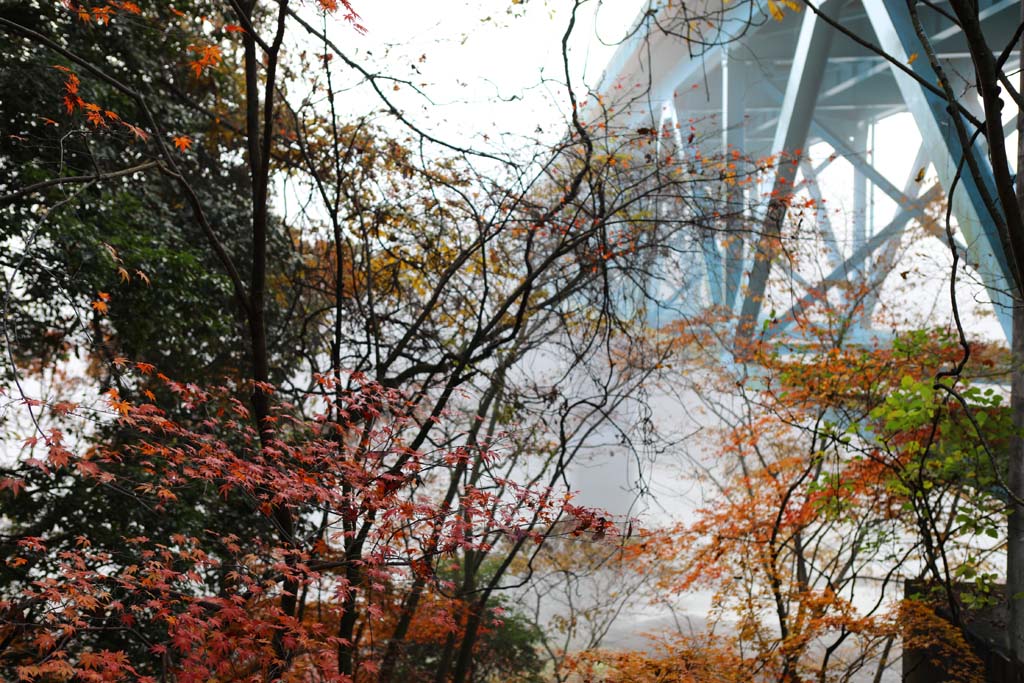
[1,1,1016,682]
[0,1,661,680]
[2,367,614,681]
[614,315,1010,681]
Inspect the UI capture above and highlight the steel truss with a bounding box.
[596,0,1019,342]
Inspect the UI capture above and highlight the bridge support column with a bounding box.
[737,0,838,345]
[724,46,747,315]
[862,0,1014,337]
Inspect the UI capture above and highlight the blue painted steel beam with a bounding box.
[724,45,748,313]
[861,0,1013,339]
[797,158,845,273]
[737,1,838,339]
[599,0,1016,343]
[856,144,933,324]
[771,183,944,337]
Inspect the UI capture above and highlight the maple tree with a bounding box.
[0,1,732,681]
[785,0,1024,666]
[600,234,1012,681]
[1,367,609,681]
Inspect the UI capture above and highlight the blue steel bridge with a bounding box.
[595,0,1020,343]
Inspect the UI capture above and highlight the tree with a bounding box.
[0,369,599,681]
[0,1,288,386]
[0,1,723,680]
[791,0,1024,667]
[0,0,305,668]
[634,291,1008,680]
[605,1,1024,675]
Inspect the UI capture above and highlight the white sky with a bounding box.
[318,0,646,152]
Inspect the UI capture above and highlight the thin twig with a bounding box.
[0,161,159,206]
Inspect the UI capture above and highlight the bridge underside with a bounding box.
[597,0,1019,344]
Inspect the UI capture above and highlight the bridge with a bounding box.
[594,0,1019,343]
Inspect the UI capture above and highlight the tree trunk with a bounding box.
[1011,302,1024,664]
[1010,5,1024,662]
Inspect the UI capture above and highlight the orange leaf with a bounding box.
[123,123,149,141]
[91,291,111,315]
[172,135,192,152]
[187,44,222,77]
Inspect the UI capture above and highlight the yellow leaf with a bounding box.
[907,52,918,64]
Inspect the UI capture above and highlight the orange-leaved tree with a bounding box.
[651,313,1009,681]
